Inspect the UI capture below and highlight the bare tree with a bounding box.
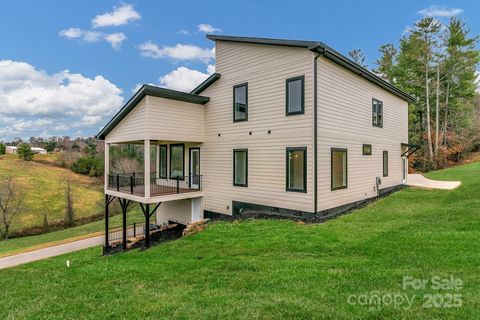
[0,177,24,240]
[111,157,142,174]
[65,175,75,227]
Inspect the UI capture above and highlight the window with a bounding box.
[286,147,307,192]
[170,144,184,179]
[159,145,167,178]
[233,83,248,122]
[362,144,372,155]
[331,148,347,190]
[286,76,305,115]
[372,98,383,127]
[233,149,248,187]
[383,150,388,177]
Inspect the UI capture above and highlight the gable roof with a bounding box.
[96,85,210,140]
[191,73,221,94]
[206,34,415,103]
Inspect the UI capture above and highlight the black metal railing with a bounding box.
[150,174,202,195]
[108,222,146,243]
[108,173,146,196]
[107,172,202,196]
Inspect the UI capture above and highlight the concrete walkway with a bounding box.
[0,235,103,270]
[407,174,461,190]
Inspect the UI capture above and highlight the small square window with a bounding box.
[286,76,305,115]
[362,144,372,155]
[233,83,248,122]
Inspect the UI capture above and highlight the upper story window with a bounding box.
[286,147,307,193]
[233,149,248,187]
[233,83,248,122]
[372,98,383,127]
[286,76,305,115]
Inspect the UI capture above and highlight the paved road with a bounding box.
[0,235,104,270]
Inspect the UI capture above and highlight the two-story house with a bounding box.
[96,35,415,252]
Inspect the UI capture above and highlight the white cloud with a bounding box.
[60,28,126,49]
[59,27,83,39]
[83,31,103,43]
[178,30,190,35]
[0,60,123,140]
[138,42,215,63]
[197,24,221,33]
[92,4,141,28]
[476,71,480,93]
[158,64,215,92]
[402,25,413,36]
[104,32,127,50]
[418,5,463,17]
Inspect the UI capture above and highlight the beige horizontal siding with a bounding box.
[106,98,147,143]
[105,96,205,143]
[146,96,204,142]
[316,57,408,211]
[201,41,315,215]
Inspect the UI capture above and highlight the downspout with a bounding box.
[313,49,325,214]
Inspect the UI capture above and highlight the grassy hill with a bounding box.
[0,162,479,319]
[0,154,103,234]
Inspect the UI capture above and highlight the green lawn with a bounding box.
[0,208,144,257]
[1,162,479,319]
[0,154,103,233]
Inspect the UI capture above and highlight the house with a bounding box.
[5,146,47,154]
[96,34,416,252]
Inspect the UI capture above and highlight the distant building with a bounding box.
[6,146,47,155]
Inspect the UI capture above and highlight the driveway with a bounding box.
[407,174,461,190]
[0,235,104,270]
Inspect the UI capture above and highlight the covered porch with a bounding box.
[105,139,203,200]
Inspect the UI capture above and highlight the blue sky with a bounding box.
[0,0,478,141]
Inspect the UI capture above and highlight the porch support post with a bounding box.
[104,195,110,247]
[104,142,109,191]
[144,140,151,198]
[103,194,114,255]
[118,198,130,250]
[145,203,150,248]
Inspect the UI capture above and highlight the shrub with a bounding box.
[71,156,103,177]
[0,143,5,155]
[44,140,57,153]
[17,143,34,161]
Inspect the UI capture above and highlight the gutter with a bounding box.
[313,49,325,214]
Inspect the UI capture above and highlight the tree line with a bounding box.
[350,17,480,171]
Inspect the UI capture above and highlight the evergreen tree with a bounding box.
[348,49,367,68]
[374,44,397,83]
[17,143,34,161]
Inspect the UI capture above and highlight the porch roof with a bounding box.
[96,85,210,140]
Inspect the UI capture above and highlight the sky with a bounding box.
[0,0,479,141]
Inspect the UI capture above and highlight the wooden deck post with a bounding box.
[144,140,151,198]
